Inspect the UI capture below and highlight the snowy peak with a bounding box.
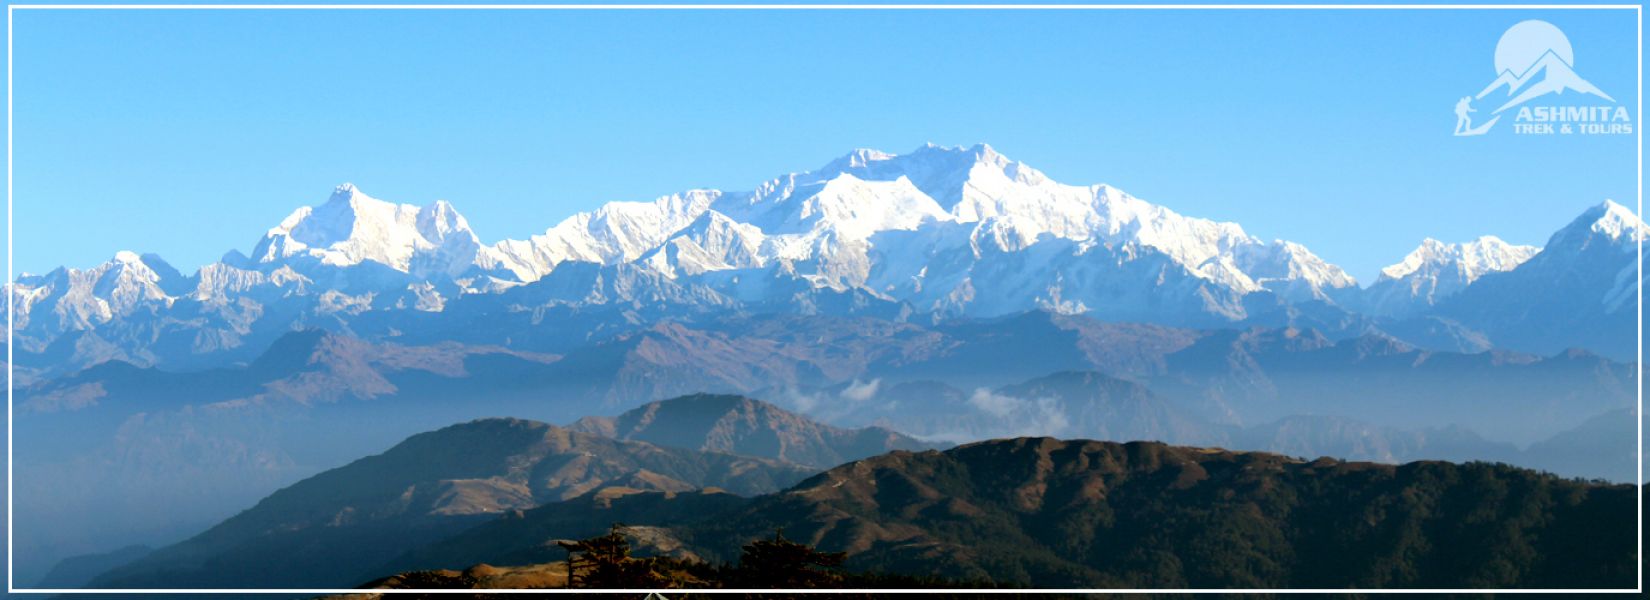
[640,210,768,278]
[250,184,484,279]
[329,182,362,202]
[790,173,951,237]
[1378,236,1540,284]
[1362,235,1540,317]
[1549,200,1648,250]
[815,143,1049,212]
[1234,240,1359,301]
[487,189,721,282]
[6,250,190,334]
[802,144,1351,295]
[416,199,470,244]
[91,251,177,307]
[822,147,897,172]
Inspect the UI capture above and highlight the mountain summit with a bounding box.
[250,183,490,282]
[1361,236,1539,317]
[1434,199,1645,357]
[1550,199,1647,249]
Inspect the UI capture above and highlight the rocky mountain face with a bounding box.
[87,418,815,589]
[370,437,1640,589]
[569,394,937,468]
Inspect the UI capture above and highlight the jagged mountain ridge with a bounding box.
[30,143,1638,375]
[1359,236,1539,317]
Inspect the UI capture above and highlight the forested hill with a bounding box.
[387,437,1642,589]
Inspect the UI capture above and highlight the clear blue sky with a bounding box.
[3,4,1641,283]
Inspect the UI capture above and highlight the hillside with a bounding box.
[89,418,815,589]
[378,437,1639,589]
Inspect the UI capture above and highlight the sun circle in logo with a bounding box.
[1494,20,1574,74]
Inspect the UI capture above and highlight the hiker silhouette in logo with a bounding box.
[1454,96,1477,135]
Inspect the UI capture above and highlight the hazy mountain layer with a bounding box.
[88,418,814,589]
[13,310,1635,586]
[570,393,938,468]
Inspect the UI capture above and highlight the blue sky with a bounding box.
[3,4,1641,283]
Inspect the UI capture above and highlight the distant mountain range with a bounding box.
[6,144,1643,382]
[85,423,1641,589]
[12,313,1637,585]
[7,144,1642,588]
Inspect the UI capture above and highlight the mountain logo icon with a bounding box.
[1454,20,1616,137]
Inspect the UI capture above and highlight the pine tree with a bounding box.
[735,529,847,588]
[556,523,671,589]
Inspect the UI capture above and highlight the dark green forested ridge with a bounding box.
[380,437,1641,590]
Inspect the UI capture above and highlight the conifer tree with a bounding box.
[736,529,847,588]
[557,523,670,589]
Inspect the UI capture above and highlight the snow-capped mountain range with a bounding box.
[6,144,1644,374]
[241,144,1362,304]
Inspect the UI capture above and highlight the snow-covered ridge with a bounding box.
[8,145,1644,352]
[1361,236,1541,317]
[1378,236,1540,284]
[79,143,1360,305]
[250,183,487,280]
[1560,200,1648,248]
[469,143,1359,304]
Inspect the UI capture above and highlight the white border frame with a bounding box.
[3,2,1636,596]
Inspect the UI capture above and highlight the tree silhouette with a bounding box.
[736,529,847,588]
[556,523,671,589]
